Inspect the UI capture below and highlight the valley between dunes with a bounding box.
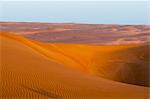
[0,32,149,99]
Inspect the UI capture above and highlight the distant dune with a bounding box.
[0,22,149,45]
[0,32,149,98]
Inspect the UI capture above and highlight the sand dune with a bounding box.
[1,22,149,45]
[0,32,149,98]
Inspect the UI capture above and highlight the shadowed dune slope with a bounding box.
[32,40,150,87]
[0,32,149,98]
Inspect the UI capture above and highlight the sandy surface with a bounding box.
[0,32,149,99]
[1,22,149,45]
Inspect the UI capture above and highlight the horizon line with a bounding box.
[0,21,149,26]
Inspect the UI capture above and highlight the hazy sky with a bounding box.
[0,1,149,25]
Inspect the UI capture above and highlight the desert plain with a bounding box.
[0,22,150,99]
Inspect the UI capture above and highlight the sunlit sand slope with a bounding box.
[0,32,149,99]
[36,41,149,87]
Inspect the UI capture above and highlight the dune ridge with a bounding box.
[0,32,149,98]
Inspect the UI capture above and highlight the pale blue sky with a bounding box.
[0,1,149,25]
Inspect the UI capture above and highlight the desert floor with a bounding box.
[0,32,149,99]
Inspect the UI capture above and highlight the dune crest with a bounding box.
[0,32,149,98]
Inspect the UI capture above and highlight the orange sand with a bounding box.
[0,32,149,99]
